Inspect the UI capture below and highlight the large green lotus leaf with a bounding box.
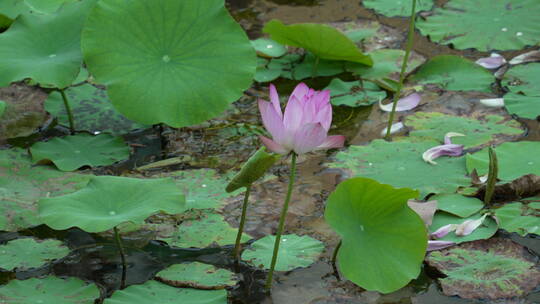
[0,148,91,231]
[328,140,470,198]
[502,63,540,96]
[241,234,324,271]
[39,176,186,233]
[430,194,484,218]
[226,147,280,192]
[45,84,146,135]
[401,112,523,149]
[0,0,29,28]
[465,141,540,181]
[30,133,130,171]
[493,202,540,236]
[156,262,238,288]
[263,19,372,65]
[103,280,226,304]
[0,277,99,303]
[81,0,256,127]
[23,0,76,14]
[362,0,433,17]
[325,177,426,293]
[251,38,287,58]
[426,238,540,299]
[410,55,494,92]
[503,93,540,120]
[160,211,249,248]
[324,78,386,107]
[429,211,498,243]
[0,0,96,88]
[0,238,69,271]
[347,49,423,81]
[416,0,540,51]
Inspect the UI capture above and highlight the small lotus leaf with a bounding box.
[362,0,434,17]
[156,262,238,288]
[429,211,498,243]
[254,58,281,82]
[347,49,423,82]
[410,55,494,92]
[103,280,226,304]
[325,178,426,293]
[324,78,386,107]
[503,93,540,120]
[291,53,346,80]
[263,19,372,65]
[493,202,540,236]
[267,54,302,80]
[242,234,324,271]
[431,194,484,218]
[82,0,256,127]
[0,0,96,88]
[426,238,540,299]
[226,147,280,192]
[465,141,540,181]
[0,276,100,303]
[502,63,540,96]
[251,38,287,58]
[416,0,540,51]
[328,140,470,198]
[30,133,130,171]
[39,176,186,233]
[0,238,69,271]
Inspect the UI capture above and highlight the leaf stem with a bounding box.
[233,185,252,261]
[384,0,417,140]
[312,56,320,78]
[114,226,127,289]
[59,88,75,134]
[331,240,342,281]
[484,147,498,204]
[265,152,297,290]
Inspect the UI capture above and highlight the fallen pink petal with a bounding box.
[378,93,421,112]
[509,50,540,65]
[427,240,455,251]
[423,132,465,164]
[475,53,506,69]
[431,224,456,239]
[455,214,488,236]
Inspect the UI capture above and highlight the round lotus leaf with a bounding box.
[401,112,523,149]
[45,84,146,135]
[502,63,540,95]
[241,234,324,271]
[0,148,91,231]
[263,19,372,65]
[503,93,540,120]
[226,147,280,192]
[254,58,281,83]
[416,0,540,51]
[324,78,386,107]
[346,49,424,82]
[426,238,540,299]
[81,0,256,127]
[156,262,238,288]
[0,238,69,271]
[466,141,540,181]
[103,280,226,304]
[410,55,494,92]
[30,133,130,171]
[267,53,302,80]
[328,140,470,198]
[429,211,498,244]
[0,0,95,88]
[493,202,540,236]
[39,176,186,233]
[430,194,484,218]
[160,211,249,248]
[23,0,76,14]
[0,276,100,303]
[362,0,433,17]
[290,53,347,80]
[251,38,287,58]
[325,177,426,293]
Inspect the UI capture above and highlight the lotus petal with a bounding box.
[380,122,405,136]
[480,98,504,107]
[379,93,421,112]
[475,53,506,69]
[431,224,456,239]
[427,240,455,251]
[455,214,488,236]
[422,144,464,165]
[509,50,540,65]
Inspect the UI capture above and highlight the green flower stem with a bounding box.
[312,56,320,78]
[233,185,252,261]
[59,88,75,134]
[484,147,498,204]
[331,240,342,280]
[114,227,127,289]
[265,153,297,290]
[384,0,417,140]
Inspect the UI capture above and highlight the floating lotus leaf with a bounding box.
[324,78,386,107]
[466,141,540,181]
[0,238,69,271]
[429,211,498,244]
[254,58,281,83]
[430,194,484,218]
[23,0,76,14]
[362,0,433,17]
[347,49,423,82]
[493,202,540,236]
[410,55,494,92]
[0,148,91,231]
[267,54,302,80]
[226,147,280,192]
[328,140,470,198]
[30,133,130,171]
[503,93,540,120]
[39,176,186,233]
[103,280,226,304]
[251,38,287,58]
[156,262,238,288]
[0,0,28,20]
[426,238,540,299]
[291,53,346,80]
[401,112,523,149]
[325,178,426,293]
[242,234,324,271]
[160,211,249,248]
[0,0,95,88]
[0,276,100,303]
[45,84,146,135]
[82,0,256,127]
[263,19,372,65]
[416,0,540,51]
[502,63,540,95]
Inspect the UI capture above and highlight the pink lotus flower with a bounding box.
[258,83,345,155]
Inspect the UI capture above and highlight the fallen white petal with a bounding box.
[379,93,421,112]
[455,214,488,236]
[427,240,455,251]
[380,122,404,136]
[431,224,457,239]
[444,132,465,145]
[509,50,540,65]
[475,53,506,69]
[480,98,504,107]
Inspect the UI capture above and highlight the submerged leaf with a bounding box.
[226,147,280,192]
[0,238,69,271]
